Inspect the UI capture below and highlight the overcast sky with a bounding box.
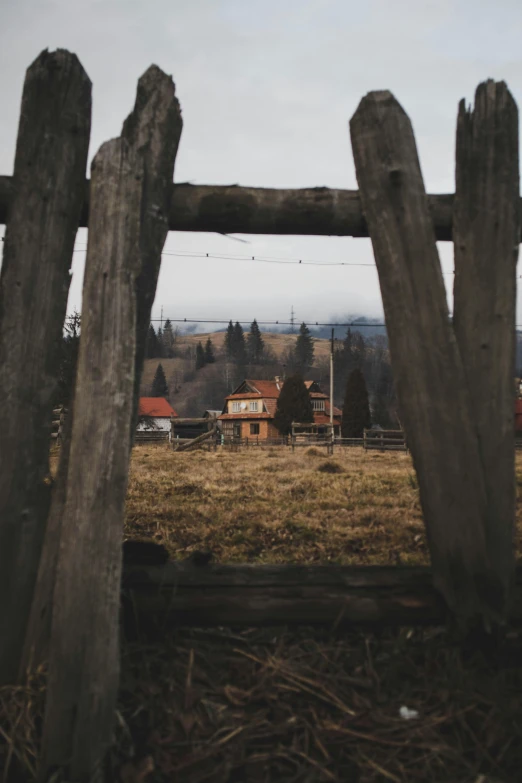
[2,0,522,330]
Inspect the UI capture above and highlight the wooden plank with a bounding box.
[0,50,91,685]
[0,175,494,241]
[121,562,522,631]
[173,425,217,452]
[40,66,180,783]
[21,399,75,678]
[453,81,520,617]
[173,417,214,424]
[350,91,495,627]
[130,72,183,442]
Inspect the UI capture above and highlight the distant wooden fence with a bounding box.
[220,436,288,449]
[171,417,217,452]
[334,437,365,447]
[134,430,169,443]
[363,429,407,451]
[0,49,519,783]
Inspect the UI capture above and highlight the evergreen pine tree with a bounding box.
[294,322,314,370]
[372,364,393,428]
[247,319,265,364]
[343,327,353,356]
[341,368,371,438]
[145,323,159,358]
[352,332,366,368]
[151,363,169,398]
[162,319,176,358]
[274,373,314,435]
[371,393,391,428]
[225,321,235,359]
[204,337,215,364]
[156,327,164,358]
[233,321,247,365]
[195,342,206,370]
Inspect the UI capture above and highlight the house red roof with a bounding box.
[219,412,272,420]
[225,392,265,401]
[246,380,281,397]
[325,400,342,417]
[222,378,340,422]
[264,399,277,416]
[138,397,177,418]
[314,414,340,425]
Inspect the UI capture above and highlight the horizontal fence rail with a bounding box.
[363,429,407,451]
[122,561,522,631]
[334,437,365,447]
[134,430,170,442]
[2,174,520,240]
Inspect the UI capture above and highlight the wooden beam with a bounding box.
[122,562,522,630]
[40,66,181,783]
[0,174,469,241]
[350,91,495,628]
[173,417,214,424]
[131,77,183,445]
[173,425,217,452]
[453,81,520,618]
[0,50,91,685]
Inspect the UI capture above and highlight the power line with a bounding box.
[71,246,375,267]
[148,317,387,327]
[148,316,522,330]
[71,245,457,275]
[161,251,375,267]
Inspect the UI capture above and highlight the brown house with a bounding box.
[219,378,342,440]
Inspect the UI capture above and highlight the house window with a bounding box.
[249,401,259,412]
[232,401,241,412]
[250,423,260,435]
[312,399,325,411]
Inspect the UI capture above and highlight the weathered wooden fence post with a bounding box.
[453,81,520,618]
[349,88,517,628]
[39,66,182,782]
[22,67,183,678]
[0,50,91,685]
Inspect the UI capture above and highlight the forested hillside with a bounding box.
[142,319,398,423]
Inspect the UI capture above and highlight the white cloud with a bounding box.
[1,0,521,323]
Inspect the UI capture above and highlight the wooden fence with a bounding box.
[134,429,170,443]
[334,437,365,447]
[363,429,407,451]
[122,560,522,631]
[220,436,288,448]
[0,49,519,783]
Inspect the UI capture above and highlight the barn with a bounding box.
[137,397,177,438]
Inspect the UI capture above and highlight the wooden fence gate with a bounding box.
[0,49,519,783]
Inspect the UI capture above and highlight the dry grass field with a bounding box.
[124,445,522,565]
[121,446,522,783]
[4,446,522,783]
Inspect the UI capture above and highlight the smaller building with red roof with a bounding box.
[137,397,177,435]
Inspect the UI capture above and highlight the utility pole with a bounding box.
[160,305,163,331]
[330,328,334,446]
[290,305,295,334]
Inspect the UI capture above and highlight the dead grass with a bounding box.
[124,446,522,566]
[124,446,432,566]
[5,446,522,782]
[114,625,522,783]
